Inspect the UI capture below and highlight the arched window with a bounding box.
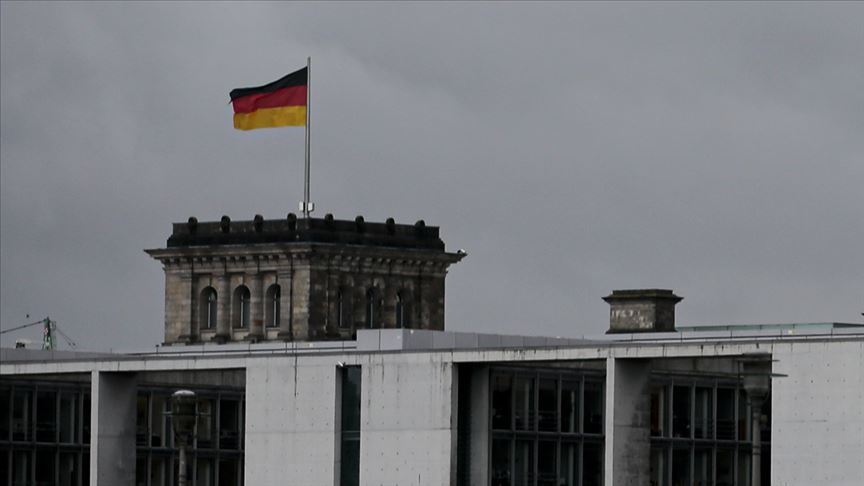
[365,288,380,329]
[337,289,346,329]
[199,287,217,330]
[396,291,409,329]
[265,284,281,328]
[232,285,251,329]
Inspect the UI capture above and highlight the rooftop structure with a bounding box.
[145,214,464,346]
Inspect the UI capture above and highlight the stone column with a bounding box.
[604,357,652,486]
[277,266,294,341]
[90,371,137,486]
[214,267,231,343]
[247,271,264,341]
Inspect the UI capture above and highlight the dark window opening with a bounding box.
[265,284,281,328]
[232,286,251,329]
[339,366,362,486]
[199,287,218,330]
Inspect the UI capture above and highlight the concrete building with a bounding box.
[2,215,863,486]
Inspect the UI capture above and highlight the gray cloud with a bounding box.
[2,2,862,350]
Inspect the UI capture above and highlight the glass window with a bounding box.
[197,398,215,449]
[671,447,690,486]
[12,450,30,486]
[715,448,734,486]
[694,387,713,439]
[265,284,280,328]
[36,390,57,442]
[218,458,239,486]
[199,287,218,330]
[150,395,167,447]
[559,442,579,486]
[136,395,149,446]
[12,390,31,441]
[716,388,735,441]
[492,375,513,430]
[537,440,557,486]
[340,367,362,486]
[196,457,215,486]
[491,438,512,486]
[513,439,534,486]
[395,292,409,329]
[514,377,535,431]
[583,381,604,435]
[650,446,667,486]
[0,387,10,441]
[232,286,251,329]
[365,288,379,329]
[737,390,749,441]
[583,442,603,486]
[219,399,240,450]
[672,386,691,439]
[59,393,78,444]
[537,379,557,432]
[59,452,77,486]
[650,385,667,437]
[560,381,579,434]
[694,447,712,486]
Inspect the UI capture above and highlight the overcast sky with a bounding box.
[1,2,862,351]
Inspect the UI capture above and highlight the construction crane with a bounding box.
[0,317,77,350]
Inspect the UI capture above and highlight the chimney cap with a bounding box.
[603,288,683,303]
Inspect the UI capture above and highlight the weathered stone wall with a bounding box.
[149,243,462,345]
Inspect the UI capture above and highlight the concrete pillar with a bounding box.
[90,371,137,486]
[604,357,652,486]
[248,271,264,340]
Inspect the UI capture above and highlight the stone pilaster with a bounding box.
[246,269,264,341]
[214,268,231,343]
[277,267,294,340]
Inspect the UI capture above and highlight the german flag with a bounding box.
[230,67,307,130]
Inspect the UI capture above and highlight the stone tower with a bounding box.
[145,214,464,345]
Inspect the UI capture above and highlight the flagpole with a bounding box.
[303,56,312,218]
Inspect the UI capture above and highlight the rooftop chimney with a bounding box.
[603,289,683,334]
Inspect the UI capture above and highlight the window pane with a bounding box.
[36,390,57,442]
[737,450,751,486]
[560,381,579,434]
[197,399,215,449]
[514,377,535,431]
[583,381,603,435]
[694,448,712,486]
[13,451,30,486]
[58,452,77,486]
[492,375,513,430]
[583,442,603,486]
[671,447,690,486]
[650,446,667,486]
[514,440,534,486]
[715,449,734,486]
[537,440,557,486]
[219,399,240,450]
[217,458,239,486]
[12,390,31,441]
[694,387,713,439]
[0,388,10,440]
[60,393,78,444]
[150,395,167,447]
[716,389,735,440]
[559,442,579,486]
[196,457,215,486]
[340,367,362,486]
[35,449,55,485]
[672,386,691,439]
[491,438,512,486]
[538,379,557,432]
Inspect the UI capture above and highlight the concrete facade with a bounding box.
[3,330,864,486]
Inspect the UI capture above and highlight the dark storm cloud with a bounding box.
[1,2,862,350]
